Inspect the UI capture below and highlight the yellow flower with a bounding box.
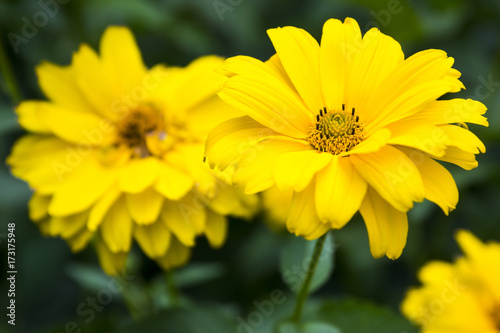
[401,230,500,333]
[205,17,488,259]
[7,26,257,275]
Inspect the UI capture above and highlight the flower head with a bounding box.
[402,230,500,332]
[205,18,487,259]
[7,26,258,275]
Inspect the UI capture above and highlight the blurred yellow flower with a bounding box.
[7,26,257,275]
[261,186,293,232]
[205,17,488,259]
[402,230,500,332]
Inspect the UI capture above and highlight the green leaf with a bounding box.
[280,232,335,294]
[278,321,341,333]
[273,297,416,333]
[65,263,113,293]
[311,298,417,333]
[116,303,238,333]
[174,262,226,288]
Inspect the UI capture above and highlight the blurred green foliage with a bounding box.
[1,0,499,332]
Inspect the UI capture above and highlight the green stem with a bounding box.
[290,233,328,323]
[120,283,140,321]
[0,32,22,104]
[165,270,179,306]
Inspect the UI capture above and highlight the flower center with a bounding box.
[116,104,166,157]
[307,105,364,155]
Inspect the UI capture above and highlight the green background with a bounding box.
[1,0,499,332]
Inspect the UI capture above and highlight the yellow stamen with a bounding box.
[307,105,364,155]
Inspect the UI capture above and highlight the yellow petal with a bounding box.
[219,55,313,134]
[359,187,408,259]
[16,101,51,133]
[205,210,227,248]
[96,237,127,275]
[274,149,332,192]
[404,149,458,215]
[265,54,295,89]
[186,95,242,140]
[364,49,463,133]
[267,26,324,113]
[100,26,148,99]
[37,218,51,236]
[286,181,330,240]
[35,61,95,112]
[315,156,367,228]
[165,143,218,198]
[456,230,500,303]
[7,135,72,194]
[67,228,93,253]
[350,145,424,212]
[342,128,390,156]
[405,98,488,127]
[220,75,312,139]
[126,187,164,225]
[118,157,160,193]
[100,196,133,253]
[28,193,50,221]
[208,184,259,219]
[35,101,112,145]
[48,155,117,216]
[160,199,199,247]
[154,163,194,201]
[87,185,121,231]
[162,56,226,113]
[320,18,361,110]
[262,186,293,228]
[205,116,280,171]
[370,80,464,136]
[387,120,448,156]
[156,236,191,270]
[222,55,288,84]
[134,221,171,258]
[233,137,311,194]
[345,27,404,122]
[49,211,88,239]
[440,124,486,154]
[434,146,479,170]
[72,44,120,120]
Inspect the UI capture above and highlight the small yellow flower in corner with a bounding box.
[7,26,258,275]
[205,17,488,259]
[402,230,500,332]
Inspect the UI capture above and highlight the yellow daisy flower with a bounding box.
[402,230,500,332]
[205,17,487,259]
[7,26,257,275]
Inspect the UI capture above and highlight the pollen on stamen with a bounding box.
[307,106,364,155]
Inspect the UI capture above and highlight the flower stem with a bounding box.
[290,233,328,323]
[0,32,22,104]
[165,270,179,306]
[120,284,141,321]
